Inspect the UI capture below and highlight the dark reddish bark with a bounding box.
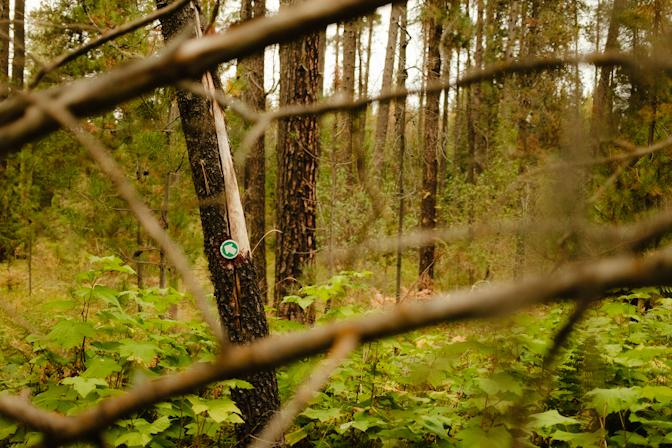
[274,0,321,323]
[156,2,279,444]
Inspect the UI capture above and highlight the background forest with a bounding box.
[1,0,672,446]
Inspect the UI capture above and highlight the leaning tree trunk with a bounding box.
[418,1,442,286]
[274,0,321,323]
[239,0,268,300]
[156,2,279,444]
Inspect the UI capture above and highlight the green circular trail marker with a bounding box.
[220,240,240,260]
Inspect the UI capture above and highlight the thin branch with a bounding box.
[251,334,359,448]
[177,80,259,124]
[530,134,672,174]
[326,203,672,262]
[29,0,191,88]
[2,244,672,444]
[24,92,227,346]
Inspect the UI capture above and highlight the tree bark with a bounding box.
[12,0,25,87]
[372,4,400,178]
[394,2,408,302]
[239,0,268,300]
[591,0,626,153]
[418,1,442,286]
[341,17,357,174]
[156,2,279,444]
[275,0,321,323]
[0,0,9,83]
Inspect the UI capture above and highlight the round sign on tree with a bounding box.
[220,239,240,260]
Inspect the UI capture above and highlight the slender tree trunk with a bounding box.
[342,18,357,174]
[12,0,25,87]
[239,0,268,300]
[471,0,485,171]
[438,7,453,195]
[594,0,601,92]
[648,0,661,146]
[452,48,463,173]
[159,172,171,289]
[275,0,321,323]
[328,23,341,279]
[372,4,401,178]
[418,0,442,286]
[591,0,626,153]
[395,2,408,303]
[135,159,145,289]
[416,21,428,150]
[0,0,9,83]
[157,2,279,444]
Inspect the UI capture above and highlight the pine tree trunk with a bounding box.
[418,1,442,286]
[275,0,321,323]
[341,18,357,174]
[239,0,268,300]
[156,2,279,444]
[12,0,24,87]
[591,0,626,153]
[394,1,408,303]
[372,4,401,178]
[0,0,9,84]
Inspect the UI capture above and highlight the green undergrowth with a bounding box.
[1,258,672,447]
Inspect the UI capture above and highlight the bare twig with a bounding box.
[24,92,227,346]
[251,334,359,448]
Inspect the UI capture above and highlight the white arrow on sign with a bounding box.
[220,240,240,260]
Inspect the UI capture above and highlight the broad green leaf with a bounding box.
[220,379,254,390]
[62,376,107,399]
[92,285,120,306]
[420,415,450,439]
[0,419,17,440]
[205,398,240,423]
[143,416,171,434]
[528,410,580,429]
[301,407,343,422]
[641,385,672,403]
[285,427,308,446]
[82,357,122,379]
[610,430,649,446]
[585,388,641,416]
[118,340,160,364]
[456,426,513,448]
[46,320,96,349]
[551,430,601,447]
[282,295,314,311]
[477,372,523,397]
[348,413,385,432]
[113,431,151,447]
[186,395,208,415]
[90,255,136,275]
